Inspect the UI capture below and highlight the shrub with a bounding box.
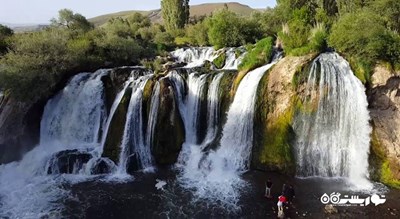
[0,29,77,101]
[239,37,274,72]
[328,9,400,82]
[207,9,261,49]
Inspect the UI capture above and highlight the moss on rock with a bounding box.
[253,69,297,174]
[369,126,400,189]
[151,78,185,164]
[252,54,315,175]
[213,52,226,69]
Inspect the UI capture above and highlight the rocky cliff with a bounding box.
[368,65,400,188]
[252,54,315,174]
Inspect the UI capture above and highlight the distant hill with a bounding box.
[0,23,49,33]
[89,2,259,27]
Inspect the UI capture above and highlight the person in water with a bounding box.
[277,194,286,214]
[265,179,273,198]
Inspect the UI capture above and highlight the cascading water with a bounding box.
[40,71,107,148]
[176,73,209,165]
[223,48,246,70]
[0,70,108,218]
[116,75,153,175]
[99,76,134,154]
[177,61,278,209]
[201,73,224,148]
[145,81,160,162]
[171,47,217,68]
[171,47,244,70]
[293,53,372,189]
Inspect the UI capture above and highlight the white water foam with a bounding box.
[293,53,372,190]
[177,63,277,210]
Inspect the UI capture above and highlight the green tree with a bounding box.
[206,9,261,49]
[161,0,190,31]
[0,24,13,54]
[51,9,93,32]
[371,0,400,31]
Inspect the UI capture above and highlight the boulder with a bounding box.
[89,157,117,175]
[47,149,92,174]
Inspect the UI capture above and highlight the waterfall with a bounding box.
[216,64,276,171]
[177,61,277,209]
[116,75,152,175]
[40,71,107,148]
[201,73,224,148]
[223,48,245,70]
[171,47,244,69]
[99,76,134,154]
[0,70,108,218]
[184,73,209,144]
[171,47,216,68]
[145,81,160,160]
[293,53,372,189]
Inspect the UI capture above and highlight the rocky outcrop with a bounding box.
[46,149,92,174]
[252,54,315,174]
[102,87,132,162]
[151,77,185,164]
[0,96,44,164]
[368,65,400,188]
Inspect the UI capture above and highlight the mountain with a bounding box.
[89,2,259,27]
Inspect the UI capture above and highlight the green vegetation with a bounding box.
[212,52,226,69]
[206,9,262,49]
[369,128,400,189]
[0,24,13,55]
[0,10,168,101]
[2,0,400,101]
[161,0,190,31]
[239,37,274,72]
[50,9,94,32]
[329,9,400,83]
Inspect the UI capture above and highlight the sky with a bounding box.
[0,0,277,24]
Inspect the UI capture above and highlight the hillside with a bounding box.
[89,2,258,27]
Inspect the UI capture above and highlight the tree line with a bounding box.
[0,0,399,101]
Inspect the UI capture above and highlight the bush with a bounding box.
[185,21,209,46]
[0,29,78,101]
[207,9,262,49]
[328,9,400,82]
[239,37,274,72]
[0,24,13,55]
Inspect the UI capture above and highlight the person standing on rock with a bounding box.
[265,179,273,198]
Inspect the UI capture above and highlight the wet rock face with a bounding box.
[151,78,185,165]
[47,149,92,174]
[368,65,400,185]
[252,55,315,174]
[102,87,132,162]
[89,158,116,175]
[0,97,44,164]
